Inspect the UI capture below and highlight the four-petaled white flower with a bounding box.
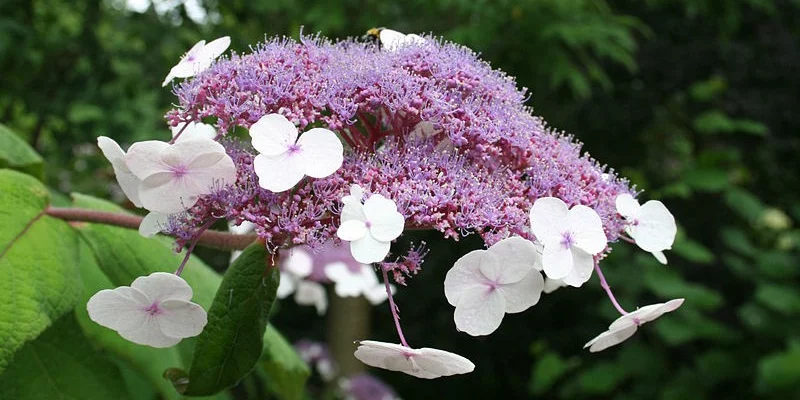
[325,262,394,305]
[337,188,406,264]
[277,247,328,315]
[584,298,684,352]
[444,237,544,336]
[162,36,230,87]
[529,197,608,287]
[378,29,426,51]
[615,194,677,265]
[86,272,207,348]
[171,121,217,142]
[354,340,475,379]
[126,138,236,214]
[249,114,344,192]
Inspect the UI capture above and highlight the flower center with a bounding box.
[365,220,372,229]
[560,232,575,249]
[287,143,302,154]
[170,164,189,178]
[143,302,162,316]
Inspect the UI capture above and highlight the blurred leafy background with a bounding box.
[1,0,799,398]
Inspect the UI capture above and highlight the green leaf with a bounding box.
[724,188,765,222]
[0,313,131,400]
[0,169,81,373]
[672,233,715,264]
[575,361,629,394]
[643,267,723,311]
[682,168,730,192]
[529,352,580,395]
[757,341,800,393]
[755,284,800,315]
[260,326,311,400]
[0,124,44,180]
[173,243,280,396]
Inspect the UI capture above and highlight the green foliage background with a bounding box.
[1,0,799,398]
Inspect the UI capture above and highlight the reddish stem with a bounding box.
[381,264,410,348]
[594,261,629,315]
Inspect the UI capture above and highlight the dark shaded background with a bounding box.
[2,0,799,398]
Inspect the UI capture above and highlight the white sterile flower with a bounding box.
[125,138,236,214]
[277,247,313,299]
[529,197,608,287]
[354,340,474,379]
[97,136,142,207]
[341,184,365,205]
[294,281,328,315]
[337,190,406,264]
[615,194,677,263]
[543,277,567,294]
[584,298,684,353]
[325,262,394,305]
[444,237,544,336]
[138,211,170,238]
[249,114,344,192]
[379,29,426,51]
[86,272,207,348]
[162,36,230,87]
[171,121,217,142]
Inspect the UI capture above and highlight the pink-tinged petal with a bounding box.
[249,114,298,157]
[172,122,217,142]
[486,237,540,284]
[197,36,230,62]
[118,319,183,348]
[568,205,607,255]
[363,195,405,242]
[327,263,375,297]
[97,136,125,163]
[253,152,306,192]
[350,234,391,264]
[414,348,475,379]
[499,270,544,313]
[162,40,205,86]
[630,200,676,252]
[156,300,207,338]
[337,220,368,241]
[98,137,143,207]
[126,140,171,179]
[560,248,594,288]
[186,152,237,193]
[163,138,225,167]
[615,194,640,218]
[354,341,420,375]
[139,172,196,214]
[635,298,685,325]
[296,128,344,178]
[444,250,497,306]
[86,286,149,333]
[541,244,573,280]
[584,325,638,353]
[283,247,313,278]
[139,212,169,238]
[131,272,193,303]
[652,251,668,265]
[453,287,505,336]
[529,197,569,244]
[294,281,327,315]
[341,201,367,223]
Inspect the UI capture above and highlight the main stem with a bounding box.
[46,207,257,251]
[175,218,215,275]
[381,265,410,348]
[594,261,629,315]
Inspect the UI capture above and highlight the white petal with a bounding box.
[414,347,475,379]
[253,152,306,192]
[350,234,391,264]
[139,173,196,214]
[444,250,497,306]
[325,261,355,283]
[342,184,364,205]
[337,219,368,242]
[486,237,540,284]
[283,247,313,278]
[634,298,684,325]
[294,281,328,315]
[86,286,149,333]
[130,272,193,303]
[277,272,296,299]
[560,248,595,288]
[125,140,171,179]
[341,200,367,223]
[652,251,668,265]
[630,200,677,252]
[172,122,217,142]
[156,300,207,338]
[296,128,343,178]
[364,283,393,305]
[139,212,169,238]
[97,136,125,163]
[584,325,638,353]
[197,36,230,61]
[615,194,640,218]
[543,277,566,294]
[541,244,573,280]
[328,263,374,297]
[363,195,405,242]
[118,319,183,348]
[453,288,506,336]
[249,114,298,157]
[354,341,418,375]
[378,29,407,51]
[567,205,607,255]
[499,270,544,314]
[97,136,142,207]
[229,220,257,235]
[529,197,570,244]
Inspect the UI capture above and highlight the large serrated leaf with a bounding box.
[0,124,44,180]
[0,169,81,373]
[174,243,280,396]
[0,313,130,400]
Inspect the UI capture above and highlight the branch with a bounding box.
[45,207,257,251]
